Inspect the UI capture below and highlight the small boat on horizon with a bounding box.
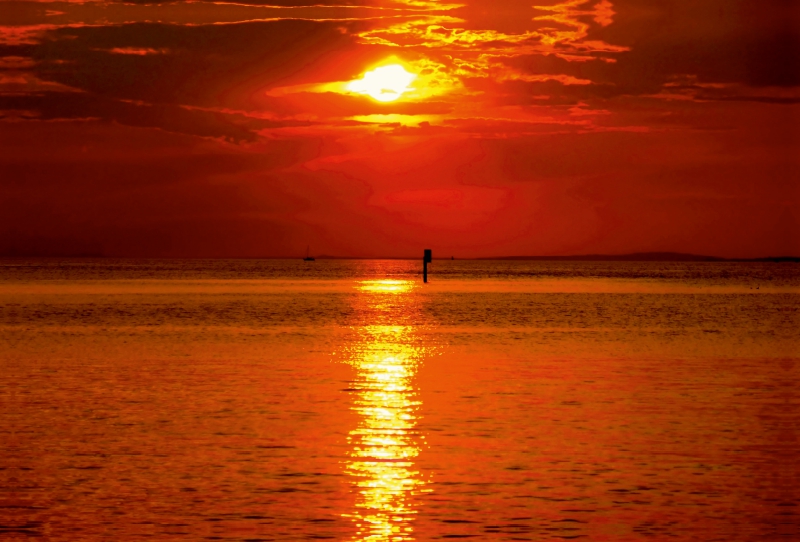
[303,245,315,262]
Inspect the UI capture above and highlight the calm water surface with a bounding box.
[2,259,799,541]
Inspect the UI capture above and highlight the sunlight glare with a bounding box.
[346,65,417,102]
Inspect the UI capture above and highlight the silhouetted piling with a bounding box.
[423,249,432,283]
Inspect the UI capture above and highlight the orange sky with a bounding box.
[1,0,798,258]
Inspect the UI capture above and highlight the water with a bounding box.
[2,259,799,541]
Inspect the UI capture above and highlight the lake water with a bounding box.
[2,259,799,541]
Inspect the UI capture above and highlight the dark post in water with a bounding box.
[423,249,432,283]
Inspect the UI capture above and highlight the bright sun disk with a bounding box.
[346,64,417,102]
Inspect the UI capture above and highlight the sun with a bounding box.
[346,64,417,102]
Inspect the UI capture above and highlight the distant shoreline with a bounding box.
[474,253,800,263]
[318,253,800,262]
[1,252,798,262]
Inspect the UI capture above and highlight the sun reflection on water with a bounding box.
[344,280,427,541]
[358,280,416,294]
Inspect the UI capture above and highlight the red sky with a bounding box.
[1,0,798,258]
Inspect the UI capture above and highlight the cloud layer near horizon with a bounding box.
[1,0,798,257]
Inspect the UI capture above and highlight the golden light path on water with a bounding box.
[344,279,429,541]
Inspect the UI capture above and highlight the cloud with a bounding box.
[0,1,456,28]
[0,91,313,141]
[2,0,798,258]
[592,0,800,90]
[0,18,364,125]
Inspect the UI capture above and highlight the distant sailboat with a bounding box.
[303,245,315,262]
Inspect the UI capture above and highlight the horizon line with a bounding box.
[1,251,798,262]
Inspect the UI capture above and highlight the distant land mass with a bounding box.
[1,250,798,262]
[477,252,800,263]
[306,252,800,262]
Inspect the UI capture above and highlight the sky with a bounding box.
[1,0,798,258]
